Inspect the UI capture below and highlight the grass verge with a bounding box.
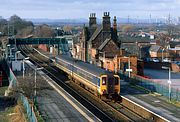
[0,86,8,96]
[0,106,14,122]
[128,83,151,94]
[0,97,27,122]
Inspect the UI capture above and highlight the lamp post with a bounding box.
[125,57,132,78]
[162,66,171,101]
[34,67,43,104]
[128,58,131,77]
[7,44,11,61]
[7,45,15,63]
[23,57,29,79]
[6,45,10,59]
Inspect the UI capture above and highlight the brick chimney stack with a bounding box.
[89,13,96,28]
[102,12,111,32]
[113,16,117,30]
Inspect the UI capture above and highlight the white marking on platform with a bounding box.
[41,72,96,122]
[25,55,101,122]
[122,96,171,122]
[154,100,161,103]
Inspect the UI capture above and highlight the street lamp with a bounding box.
[162,66,171,101]
[7,44,10,60]
[22,57,29,79]
[34,67,43,103]
[125,57,132,78]
[7,45,15,63]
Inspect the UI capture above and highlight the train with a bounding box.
[55,55,121,100]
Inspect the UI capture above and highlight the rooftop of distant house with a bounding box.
[118,32,155,43]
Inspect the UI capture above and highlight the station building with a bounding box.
[73,12,139,75]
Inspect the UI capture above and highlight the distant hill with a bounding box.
[25,17,167,25]
[25,18,88,25]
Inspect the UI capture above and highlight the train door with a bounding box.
[107,76,115,95]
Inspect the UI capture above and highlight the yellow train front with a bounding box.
[100,74,120,99]
[55,55,121,101]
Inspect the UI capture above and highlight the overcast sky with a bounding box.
[0,0,180,19]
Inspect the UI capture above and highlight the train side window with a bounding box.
[114,77,119,85]
[0,71,2,76]
[98,79,100,86]
[102,77,106,85]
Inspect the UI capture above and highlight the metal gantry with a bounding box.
[8,37,69,55]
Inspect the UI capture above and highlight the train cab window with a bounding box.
[102,77,106,85]
[114,77,119,85]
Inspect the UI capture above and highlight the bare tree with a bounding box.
[121,24,135,33]
[34,24,54,37]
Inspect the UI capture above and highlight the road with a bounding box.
[144,68,180,89]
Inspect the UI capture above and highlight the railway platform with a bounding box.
[14,53,101,122]
[121,81,180,122]
[35,47,180,122]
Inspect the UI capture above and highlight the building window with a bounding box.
[102,77,106,85]
[114,77,119,85]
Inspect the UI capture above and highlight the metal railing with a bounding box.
[120,72,180,101]
[0,58,38,122]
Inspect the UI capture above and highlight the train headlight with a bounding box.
[103,90,107,94]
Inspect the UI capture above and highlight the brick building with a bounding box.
[74,12,139,75]
[149,45,169,59]
[78,12,119,62]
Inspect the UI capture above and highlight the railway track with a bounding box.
[18,45,148,121]
[19,45,116,121]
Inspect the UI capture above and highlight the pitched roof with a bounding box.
[88,26,102,43]
[149,45,161,52]
[170,41,180,48]
[98,38,111,51]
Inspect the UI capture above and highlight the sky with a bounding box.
[0,0,180,19]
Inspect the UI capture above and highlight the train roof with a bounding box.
[56,55,114,77]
